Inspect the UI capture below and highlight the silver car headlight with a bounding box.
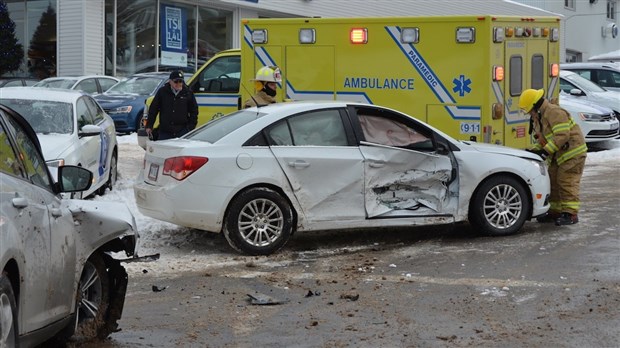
[108,105,133,114]
[578,112,604,121]
[530,159,547,176]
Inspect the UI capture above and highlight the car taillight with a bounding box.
[162,156,208,180]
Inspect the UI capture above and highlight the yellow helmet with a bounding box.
[254,66,282,83]
[518,89,545,113]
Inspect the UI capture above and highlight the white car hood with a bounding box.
[459,141,541,160]
[589,91,620,111]
[37,133,72,159]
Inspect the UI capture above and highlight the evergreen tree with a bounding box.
[28,3,56,77]
[0,0,24,76]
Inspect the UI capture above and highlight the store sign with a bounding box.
[160,5,187,67]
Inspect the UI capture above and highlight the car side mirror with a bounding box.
[569,88,584,96]
[79,124,102,138]
[56,165,93,193]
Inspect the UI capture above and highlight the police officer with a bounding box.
[519,89,587,226]
[146,70,198,140]
[244,66,281,108]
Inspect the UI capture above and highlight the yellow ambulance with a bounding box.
[146,15,561,149]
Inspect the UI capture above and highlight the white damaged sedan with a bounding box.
[135,101,550,255]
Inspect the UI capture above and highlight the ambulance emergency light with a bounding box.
[400,28,419,44]
[550,63,559,77]
[252,29,268,44]
[350,28,368,44]
[493,27,505,43]
[299,28,316,44]
[456,27,475,43]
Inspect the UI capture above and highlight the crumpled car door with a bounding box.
[360,142,454,218]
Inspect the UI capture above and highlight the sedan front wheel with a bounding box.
[469,175,530,236]
[224,187,293,255]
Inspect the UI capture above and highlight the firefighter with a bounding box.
[244,66,282,108]
[519,89,587,226]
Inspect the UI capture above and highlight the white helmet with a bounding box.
[255,66,282,83]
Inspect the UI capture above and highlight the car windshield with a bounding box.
[0,98,74,134]
[34,78,78,89]
[185,110,265,143]
[106,76,163,95]
[562,72,607,93]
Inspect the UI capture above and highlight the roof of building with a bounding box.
[215,0,561,18]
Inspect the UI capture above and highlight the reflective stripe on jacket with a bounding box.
[532,99,587,165]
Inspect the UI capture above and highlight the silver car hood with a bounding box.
[65,199,138,259]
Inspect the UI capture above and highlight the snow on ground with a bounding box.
[99,134,620,276]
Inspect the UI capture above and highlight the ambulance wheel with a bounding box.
[223,187,293,255]
[469,175,530,236]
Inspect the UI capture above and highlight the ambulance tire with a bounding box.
[223,187,293,255]
[469,175,530,237]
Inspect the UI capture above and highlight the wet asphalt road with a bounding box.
[72,160,619,348]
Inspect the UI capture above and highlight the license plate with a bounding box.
[148,163,159,181]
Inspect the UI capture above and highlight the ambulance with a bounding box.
[144,15,561,149]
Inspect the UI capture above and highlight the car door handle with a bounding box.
[287,160,310,168]
[51,208,63,217]
[368,161,385,168]
[12,197,28,208]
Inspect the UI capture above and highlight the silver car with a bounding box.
[0,104,137,346]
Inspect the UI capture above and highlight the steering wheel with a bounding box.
[219,74,231,79]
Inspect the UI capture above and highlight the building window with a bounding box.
[565,0,575,10]
[3,0,57,79]
[608,0,617,20]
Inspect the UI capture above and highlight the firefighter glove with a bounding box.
[526,148,548,160]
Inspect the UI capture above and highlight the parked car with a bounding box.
[0,103,137,346]
[559,70,620,122]
[34,75,119,95]
[0,87,118,198]
[134,101,551,255]
[0,77,39,88]
[94,72,169,133]
[558,94,620,142]
[562,62,620,92]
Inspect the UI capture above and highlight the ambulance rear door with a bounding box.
[503,38,530,149]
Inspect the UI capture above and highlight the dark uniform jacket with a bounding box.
[147,83,198,133]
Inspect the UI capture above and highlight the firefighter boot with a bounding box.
[536,212,560,223]
[555,213,579,226]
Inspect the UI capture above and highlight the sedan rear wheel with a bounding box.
[469,175,530,236]
[224,187,293,255]
[0,275,18,348]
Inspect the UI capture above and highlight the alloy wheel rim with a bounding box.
[0,293,14,347]
[238,198,283,247]
[483,184,522,229]
[76,261,103,329]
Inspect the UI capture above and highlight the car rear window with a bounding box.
[184,110,264,143]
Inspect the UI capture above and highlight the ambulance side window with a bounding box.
[192,56,241,93]
[510,56,523,96]
[531,54,544,90]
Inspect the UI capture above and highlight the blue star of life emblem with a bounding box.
[453,75,472,97]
